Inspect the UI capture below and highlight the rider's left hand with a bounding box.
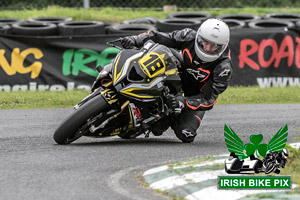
[166,95,185,110]
[165,94,178,109]
[121,36,136,49]
[120,36,144,49]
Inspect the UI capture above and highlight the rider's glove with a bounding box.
[121,36,136,49]
[166,94,178,109]
[120,36,143,49]
[165,95,185,113]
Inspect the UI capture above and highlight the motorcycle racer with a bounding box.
[120,18,233,143]
[262,149,289,174]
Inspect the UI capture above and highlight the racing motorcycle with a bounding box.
[262,149,289,174]
[53,40,183,144]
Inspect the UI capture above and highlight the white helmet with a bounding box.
[282,148,289,159]
[195,18,230,62]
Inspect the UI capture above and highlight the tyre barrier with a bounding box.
[0,24,10,34]
[223,19,246,29]
[0,18,25,25]
[248,19,295,29]
[122,17,159,25]
[11,22,58,36]
[166,12,211,22]
[263,13,300,24]
[156,19,201,32]
[216,14,260,27]
[28,17,72,24]
[103,22,118,34]
[292,21,300,34]
[58,21,105,35]
[106,24,156,35]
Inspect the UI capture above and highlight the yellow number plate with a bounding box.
[139,52,166,78]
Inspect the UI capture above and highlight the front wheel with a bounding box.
[53,94,109,145]
[265,162,276,174]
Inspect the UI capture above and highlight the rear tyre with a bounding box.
[263,13,300,24]
[248,19,294,29]
[216,14,260,27]
[106,24,156,35]
[156,19,201,32]
[0,24,10,34]
[0,18,24,25]
[253,162,261,173]
[222,19,246,29]
[53,95,109,145]
[11,22,57,36]
[28,17,72,24]
[58,21,105,35]
[166,12,211,21]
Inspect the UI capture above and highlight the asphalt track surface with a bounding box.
[0,104,299,200]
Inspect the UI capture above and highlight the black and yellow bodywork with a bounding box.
[69,41,182,140]
[111,42,180,102]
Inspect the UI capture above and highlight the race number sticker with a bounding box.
[139,52,166,78]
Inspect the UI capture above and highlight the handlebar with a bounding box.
[106,38,139,50]
[106,38,123,50]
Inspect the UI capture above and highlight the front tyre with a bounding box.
[265,162,276,174]
[53,94,109,145]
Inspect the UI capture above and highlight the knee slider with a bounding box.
[174,126,197,143]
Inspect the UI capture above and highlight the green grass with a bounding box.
[0,7,169,23]
[0,90,88,109]
[280,145,300,193]
[0,86,299,109]
[0,7,300,109]
[1,6,300,23]
[217,86,300,105]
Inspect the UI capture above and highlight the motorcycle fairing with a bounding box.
[111,43,179,101]
[101,89,118,104]
[113,50,143,85]
[119,77,164,100]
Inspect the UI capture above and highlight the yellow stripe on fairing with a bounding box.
[120,88,154,99]
[113,55,122,84]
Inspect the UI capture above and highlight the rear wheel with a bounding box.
[106,24,156,35]
[11,22,58,36]
[253,162,261,173]
[58,21,106,35]
[53,94,109,145]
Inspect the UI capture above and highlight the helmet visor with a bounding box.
[196,36,225,55]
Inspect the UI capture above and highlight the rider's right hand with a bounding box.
[165,94,178,110]
[121,36,136,49]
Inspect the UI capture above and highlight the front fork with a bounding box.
[75,85,127,135]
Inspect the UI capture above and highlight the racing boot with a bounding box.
[151,117,171,136]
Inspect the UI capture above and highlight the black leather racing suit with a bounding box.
[137,28,233,142]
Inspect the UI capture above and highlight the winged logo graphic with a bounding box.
[224,125,288,160]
